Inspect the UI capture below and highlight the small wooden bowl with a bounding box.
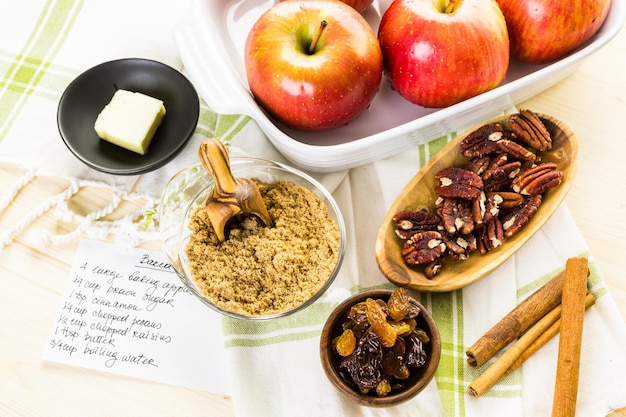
[319,289,441,407]
[375,113,578,292]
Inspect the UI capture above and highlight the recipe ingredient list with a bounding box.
[42,239,230,394]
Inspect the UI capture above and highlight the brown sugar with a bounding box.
[185,179,341,316]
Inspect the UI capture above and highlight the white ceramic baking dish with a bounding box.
[173,0,625,173]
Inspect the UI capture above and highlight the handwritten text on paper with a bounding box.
[43,239,230,393]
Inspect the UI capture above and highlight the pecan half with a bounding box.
[441,197,474,234]
[460,123,504,158]
[401,231,446,266]
[486,152,509,168]
[393,210,441,240]
[465,156,492,176]
[424,259,443,279]
[487,191,524,209]
[441,230,477,261]
[509,109,552,151]
[501,194,542,238]
[435,167,483,199]
[497,139,536,162]
[477,217,504,254]
[482,160,522,192]
[473,191,501,226]
[511,162,563,195]
[519,158,538,175]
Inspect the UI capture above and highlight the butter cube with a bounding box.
[94,89,166,155]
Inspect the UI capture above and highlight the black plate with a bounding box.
[57,58,199,175]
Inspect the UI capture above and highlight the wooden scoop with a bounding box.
[198,138,273,242]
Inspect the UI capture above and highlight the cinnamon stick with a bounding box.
[466,270,566,368]
[551,257,589,417]
[469,297,564,397]
[503,293,595,378]
[468,292,595,397]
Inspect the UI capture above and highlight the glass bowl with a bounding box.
[159,157,346,320]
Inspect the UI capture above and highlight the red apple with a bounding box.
[245,0,383,131]
[496,0,611,63]
[378,0,509,108]
[279,0,374,14]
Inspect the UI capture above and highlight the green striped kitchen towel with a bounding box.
[0,0,255,246]
[222,132,626,417]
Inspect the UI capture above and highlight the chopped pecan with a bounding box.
[435,167,483,199]
[511,162,563,195]
[460,123,504,158]
[501,194,542,238]
[441,197,474,234]
[401,231,446,266]
[393,210,441,240]
[509,109,552,151]
[477,217,504,254]
[497,138,536,162]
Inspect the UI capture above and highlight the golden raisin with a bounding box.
[347,301,368,324]
[407,318,417,333]
[333,328,356,357]
[376,378,392,397]
[389,320,412,337]
[388,288,410,322]
[365,298,397,348]
[414,327,431,344]
[393,364,411,380]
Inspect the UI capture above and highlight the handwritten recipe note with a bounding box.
[43,239,231,394]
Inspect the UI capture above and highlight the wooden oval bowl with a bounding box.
[319,289,441,407]
[375,113,578,292]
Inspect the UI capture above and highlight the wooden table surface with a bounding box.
[1,23,625,417]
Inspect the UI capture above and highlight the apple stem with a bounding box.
[308,20,328,54]
[445,0,460,13]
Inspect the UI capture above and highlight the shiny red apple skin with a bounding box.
[497,0,611,63]
[279,0,374,14]
[378,0,509,108]
[245,0,382,131]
